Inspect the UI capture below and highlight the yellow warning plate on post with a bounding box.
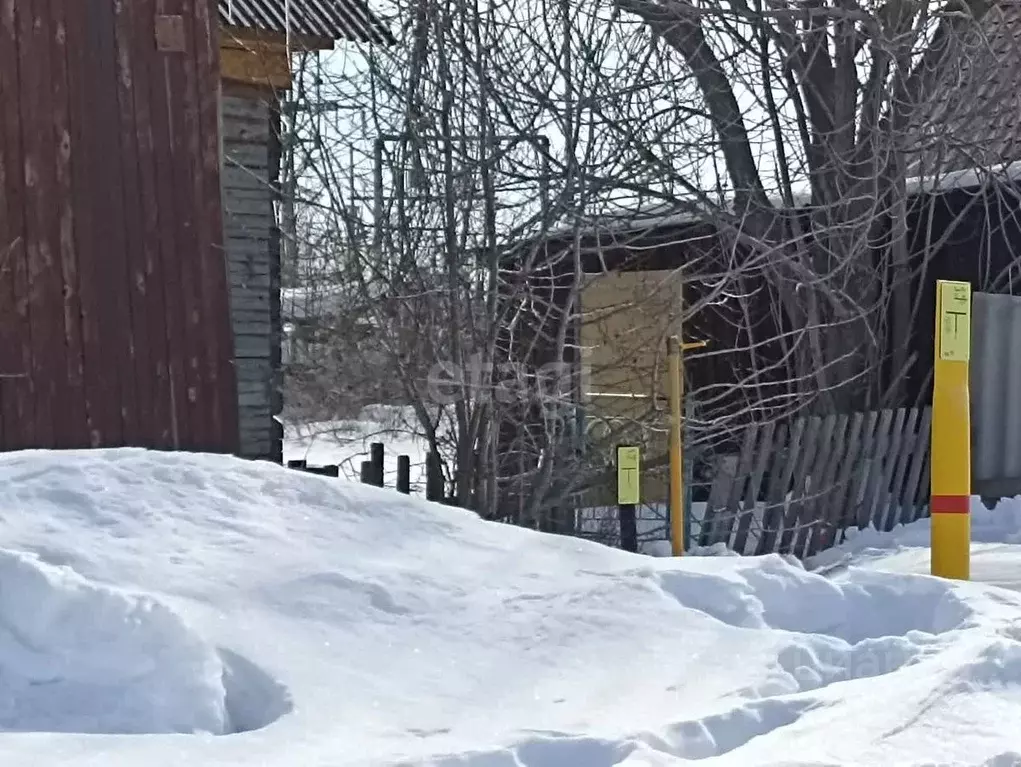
[616,445,641,505]
[938,280,971,362]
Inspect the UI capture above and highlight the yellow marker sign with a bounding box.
[939,280,972,362]
[616,445,641,505]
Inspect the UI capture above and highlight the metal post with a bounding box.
[683,395,695,552]
[668,336,707,556]
[617,445,640,553]
[668,336,684,556]
[931,280,972,580]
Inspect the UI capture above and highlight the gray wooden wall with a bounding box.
[221,93,283,461]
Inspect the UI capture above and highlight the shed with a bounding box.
[0,0,391,458]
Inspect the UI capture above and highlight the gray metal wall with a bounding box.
[971,291,1021,497]
[221,93,283,461]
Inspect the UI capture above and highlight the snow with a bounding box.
[283,406,429,490]
[1,448,1021,764]
[0,549,228,736]
[811,496,1021,593]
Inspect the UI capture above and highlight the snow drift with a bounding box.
[0,549,227,735]
[0,449,1020,765]
[811,494,1021,602]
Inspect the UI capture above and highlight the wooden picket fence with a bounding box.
[694,406,932,558]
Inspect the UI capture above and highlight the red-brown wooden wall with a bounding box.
[0,0,238,453]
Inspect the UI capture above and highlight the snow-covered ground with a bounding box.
[1,449,1021,765]
[811,497,1021,592]
[283,406,430,490]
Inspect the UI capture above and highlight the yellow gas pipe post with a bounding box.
[668,335,707,556]
[930,280,973,580]
[668,337,683,556]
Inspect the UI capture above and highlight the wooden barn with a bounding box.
[0,0,391,459]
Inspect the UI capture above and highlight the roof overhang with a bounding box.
[218,0,395,47]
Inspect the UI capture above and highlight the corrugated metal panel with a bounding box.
[219,0,394,45]
[971,291,1021,497]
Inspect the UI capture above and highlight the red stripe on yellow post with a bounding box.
[930,495,970,514]
[930,280,972,581]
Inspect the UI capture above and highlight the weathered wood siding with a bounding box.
[221,92,282,460]
[695,406,932,558]
[0,0,238,453]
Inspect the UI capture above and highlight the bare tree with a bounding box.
[279,0,1021,543]
[613,0,1015,407]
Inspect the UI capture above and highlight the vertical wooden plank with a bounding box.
[0,0,21,449]
[83,0,133,445]
[814,412,864,551]
[193,0,239,452]
[792,415,837,558]
[147,0,190,448]
[867,408,905,530]
[857,409,894,529]
[837,410,879,532]
[159,0,206,449]
[63,0,104,446]
[779,415,829,555]
[753,423,787,554]
[715,424,759,549]
[882,407,920,531]
[872,407,910,530]
[733,420,776,555]
[757,418,805,555]
[50,0,88,447]
[902,407,933,524]
[696,453,739,547]
[112,0,155,447]
[126,0,173,448]
[179,0,217,449]
[0,64,6,446]
[802,413,850,557]
[17,0,66,448]
[916,447,933,519]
